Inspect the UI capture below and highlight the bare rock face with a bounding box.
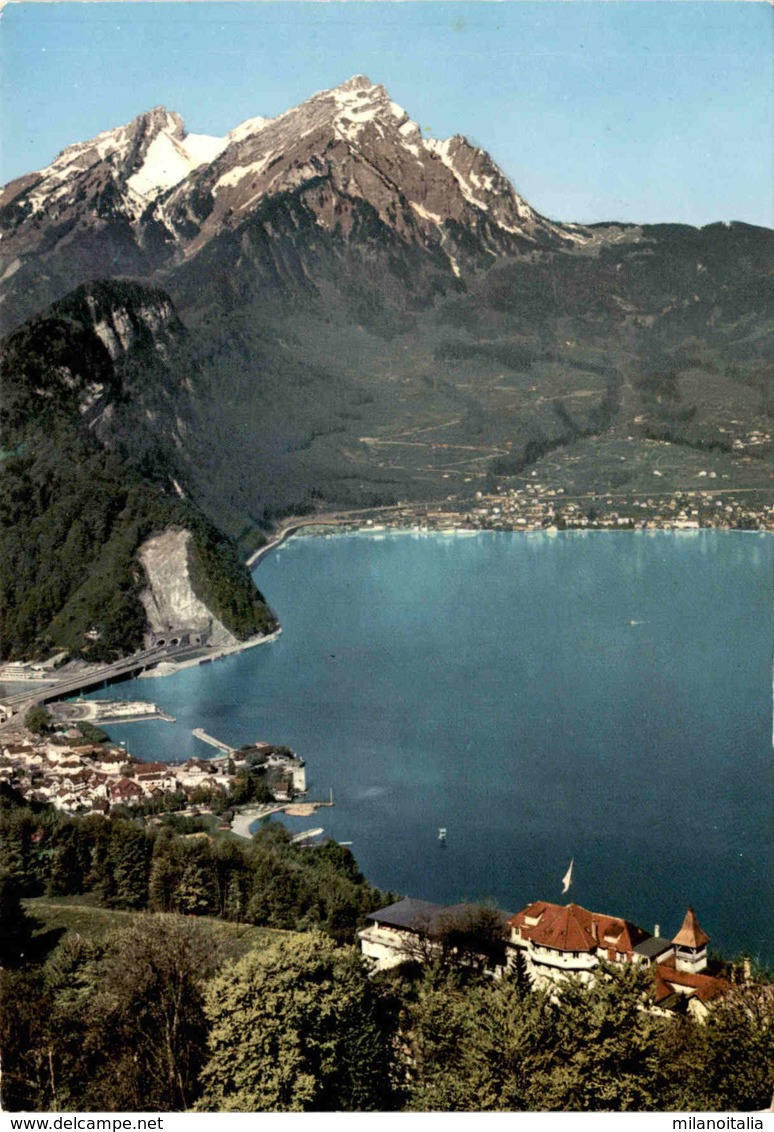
[0,75,594,328]
[138,528,237,648]
[157,74,578,263]
[0,107,225,329]
[86,290,177,361]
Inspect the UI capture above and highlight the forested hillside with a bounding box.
[0,282,275,661]
[1,791,771,1113]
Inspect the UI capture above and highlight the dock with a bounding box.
[291,827,324,844]
[192,728,236,755]
[48,699,176,724]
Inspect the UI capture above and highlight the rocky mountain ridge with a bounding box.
[1,78,771,662]
[1,75,602,330]
[149,74,581,259]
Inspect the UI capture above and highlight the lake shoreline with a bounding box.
[246,503,772,573]
[79,530,773,961]
[137,627,282,679]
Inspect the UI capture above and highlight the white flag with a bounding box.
[561,858,574,895]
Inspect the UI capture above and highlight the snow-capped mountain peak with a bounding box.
[0,77,585,329]
[0,105,227,222]
[307,75,423,148]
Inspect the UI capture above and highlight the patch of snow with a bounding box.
[90,124,133,163]
[426,137,453,162]
[127,130,225,199]
[468,169,495,192]
[214,153,275,193]
[557,225,591,244]
[331,85,375,112]
[340,106,379,124]
[184,132,228,164]
[425,137,489,211]
[453,179,489,212]
[410,201,443,226]
[228,115,272,145]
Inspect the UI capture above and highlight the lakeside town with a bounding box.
[0,705,309,824]
[1,694,758,1026]
[1,475,770,818]
[351,483,774,536]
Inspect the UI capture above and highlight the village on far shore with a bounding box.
[357,481,774,535]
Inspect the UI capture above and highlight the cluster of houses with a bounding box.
[0,729,306,812]
[0,731,233,811]
[374,483,774,538]
[359,895,733,1018]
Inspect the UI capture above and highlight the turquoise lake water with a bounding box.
[86,530,773,961]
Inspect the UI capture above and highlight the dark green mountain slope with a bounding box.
[0,282,275,661]
[158,209,772,531]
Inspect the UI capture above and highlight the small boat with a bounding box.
[438,827,447,844]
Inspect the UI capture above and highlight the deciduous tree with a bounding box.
[197,933,395,1111]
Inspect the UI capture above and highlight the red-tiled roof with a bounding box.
[653,962,729,1005]
[136,762,172,778]
[536,905,597,951]
[110,777,144,798]
[509,901,649,956]
[673,907,710,949]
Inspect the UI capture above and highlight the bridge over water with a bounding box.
[0,641,209,718]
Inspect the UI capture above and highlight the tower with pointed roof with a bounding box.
[672,907,710,974]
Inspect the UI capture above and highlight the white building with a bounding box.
[360,896,730,1017]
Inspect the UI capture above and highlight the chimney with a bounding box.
[591,920,598,941]
[743,958,752,984]
[654,924,660,938]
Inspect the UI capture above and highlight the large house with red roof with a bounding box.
[506,901,728,1014]
[508,900,673,981]
[359,897,730,1018]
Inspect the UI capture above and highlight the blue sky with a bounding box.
[1,2,772,226]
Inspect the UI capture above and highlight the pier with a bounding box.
[192,728,236,755]
[230,792,335,839]
[291,827,324,844]
[49,699,176,725]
